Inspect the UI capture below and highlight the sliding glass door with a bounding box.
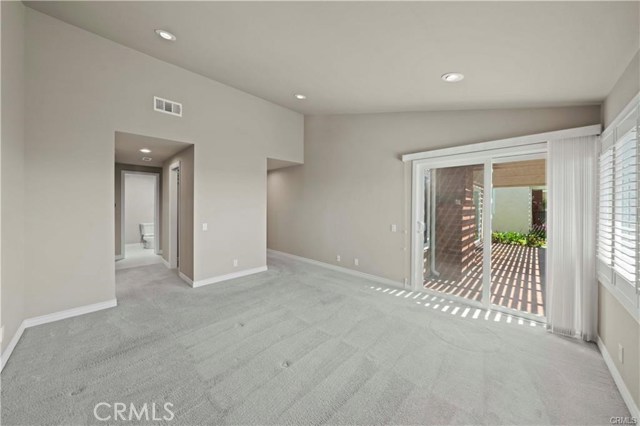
[420,164,485,303]
[490,159,547,316]
[413,154,547,320]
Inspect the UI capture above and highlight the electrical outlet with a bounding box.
[391,224,397,232]
[354,258,359,266]
[618,344,624,364]
[336,255,341,262]
[233,259,238,267]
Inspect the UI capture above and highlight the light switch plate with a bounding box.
[202,223,208,231]
[618,344,624,363]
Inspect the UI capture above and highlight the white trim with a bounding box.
[192,266,268,288]
[402,125,600,162]
[0,321,26,372]
[178,271,193,285]
[24,299,118,328]
[168,161,181,269]
[602,92,640,140]
[160,256,171,269]
[597,337,640,419]
[1,299,117,372]
[410,161,422,290]
[481,158,493,305]
[268,249,404,288]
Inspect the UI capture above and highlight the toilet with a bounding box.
[139,223,155,249]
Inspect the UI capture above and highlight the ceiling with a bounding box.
[115,132,191,167]
[27,1,639,115]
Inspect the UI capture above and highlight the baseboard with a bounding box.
[267,249,404,288]
[597,337,640,419]
[178,271,193,286]
[192,266,268,288]
[115,255,124,261]
[1,321,26,372]
[160,257,171,269]
[1,298,117,372]
[24,299,118,328]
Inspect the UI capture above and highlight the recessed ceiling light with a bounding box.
[294,94,307,100]
[441,72,464,83]
[142,157,153,162]
[139,148,151,153]
[154,29,176,41]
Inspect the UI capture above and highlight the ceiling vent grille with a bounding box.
[154,96,182,117]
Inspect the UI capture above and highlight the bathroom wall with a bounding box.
[114,163,163,258]
[124,173,157,245]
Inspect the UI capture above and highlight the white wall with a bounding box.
[1,1,26,354]
[492,188,531,233]
[22,9,303,319]
[268,106,600,284]
[124,174,156,245]
[603,51,639,128]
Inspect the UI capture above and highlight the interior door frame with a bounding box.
[120,170,161,258]
[168,161,181,269]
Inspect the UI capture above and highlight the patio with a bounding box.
[423,243,546,316]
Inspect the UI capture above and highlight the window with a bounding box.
[598,98,640,319]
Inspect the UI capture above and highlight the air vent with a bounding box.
[142,157,153,162]
[154,96,182,117]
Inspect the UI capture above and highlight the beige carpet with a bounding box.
[0,252,629,425]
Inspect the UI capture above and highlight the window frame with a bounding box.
[597,93,640,322]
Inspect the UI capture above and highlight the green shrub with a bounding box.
[492,227,546,248]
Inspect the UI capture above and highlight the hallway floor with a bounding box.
[115,242,163,270]
[1,253,628,425]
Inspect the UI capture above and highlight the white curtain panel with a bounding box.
[547,135,598,341]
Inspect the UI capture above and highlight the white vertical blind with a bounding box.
[547,135,598,341]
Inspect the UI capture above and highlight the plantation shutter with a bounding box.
[598,135,614,266]
[612,124,638,284]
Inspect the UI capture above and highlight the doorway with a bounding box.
[113,131,195,280]
[117,171,162,270]
[412,151,547,321]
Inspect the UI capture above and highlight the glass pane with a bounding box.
[423,164,484,302]
[490,159,546,316]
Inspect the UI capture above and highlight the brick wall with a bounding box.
[432,166,481,280]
